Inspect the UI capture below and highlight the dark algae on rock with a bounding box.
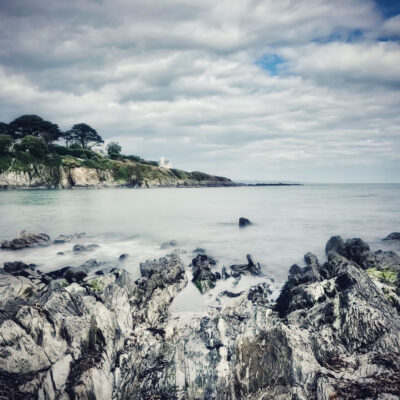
[1,234,400,399]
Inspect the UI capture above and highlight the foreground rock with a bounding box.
[191,254,220,293]
[1,231,51,250]
[222,254,262,281]
[1,237,400,399]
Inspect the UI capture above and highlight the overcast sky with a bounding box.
[0,0,399,182]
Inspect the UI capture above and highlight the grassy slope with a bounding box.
[0,152,233,187]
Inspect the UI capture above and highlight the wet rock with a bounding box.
[383,232,400,241]
[2,237,400,400]
[160,240,178,249]
[247,282,272,304]
[53,233,86,244]
[193,247,206,254]
[1,231,51,250]
[72,244,99,253]
[345,237,370,266]
[325,235,346,256]
[223,254,262,280]
[191,254,220,294]
[119,253,129,261]
[239,217,252,228]
[4,261,36,274]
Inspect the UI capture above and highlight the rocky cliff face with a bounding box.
[1,236,400,399]
[0,159,233,189]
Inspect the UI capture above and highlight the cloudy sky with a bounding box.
[0,0,399,182]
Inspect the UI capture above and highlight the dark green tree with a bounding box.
[0,134,13,154]
[66,123,103,149]
[107,142,121,156]
[8,115,61,144]
[0,122,9,135]
[20,135,48,158]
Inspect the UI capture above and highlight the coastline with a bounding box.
[1,232,399,398]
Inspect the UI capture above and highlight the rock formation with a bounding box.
[1,236,400,399]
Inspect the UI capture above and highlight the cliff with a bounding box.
[1,234,400,399]
[0,154,233,189]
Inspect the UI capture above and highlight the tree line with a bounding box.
[0,114,122,158]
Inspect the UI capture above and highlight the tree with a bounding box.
[107,142,121,156]
[0,134,12,154]
[20,135,48,158]
[66,123,103,149]
[0,122,9,135]
[8,115,61,144]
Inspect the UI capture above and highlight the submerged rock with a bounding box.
[239,217,252,228]
[1,231,51,250]
[160,240,178,249]
[72,243,99,253]
[53,232,86,244]
[119,253,129,261]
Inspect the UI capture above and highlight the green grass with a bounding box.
[89,278,105,292]
[367,267,399,286]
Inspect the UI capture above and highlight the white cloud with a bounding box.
[0,0,399,182]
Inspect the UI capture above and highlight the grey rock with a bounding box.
[191,254,220,294]
[119,253,129,261]
[223,254,262,280]
[160,240,178,249]
[2,237,400,400]
[383,232,400,241]
[53,233,86,244]
[4,261,36,274]
[72,243,99,253]
[1,231,51,250]
[325,235,346,256]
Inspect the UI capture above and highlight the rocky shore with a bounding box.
[1,233,400,399]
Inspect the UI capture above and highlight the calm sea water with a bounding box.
[1,185,399,311]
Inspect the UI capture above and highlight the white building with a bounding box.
[159,157,172,169]
[91,143,107,156]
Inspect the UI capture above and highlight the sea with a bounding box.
[1,184,399,313]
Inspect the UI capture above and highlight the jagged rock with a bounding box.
[1,238,400,400]
[191,254,220,293]
[119,253,129,261]
[239,217,252,228]
[72,243,99,253]
[1,231,51,250]
[3,261,36,274]
[383,232,400,241]
[160,240,178,249]
[223,254,262,281]
[53,233,86,244]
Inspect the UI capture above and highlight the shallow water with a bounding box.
[1,184,399,312]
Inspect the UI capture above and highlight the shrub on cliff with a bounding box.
[0,134,13,154]
[20,135,48,158]
[107,142,121,157]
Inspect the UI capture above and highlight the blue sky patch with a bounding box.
[255,54,284,76]
[375,0,400,19]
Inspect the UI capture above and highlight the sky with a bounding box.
[0,0,399,183]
